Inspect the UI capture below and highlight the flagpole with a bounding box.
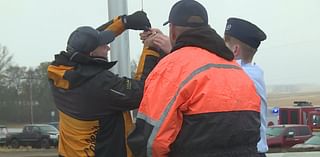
[108,0,130,77]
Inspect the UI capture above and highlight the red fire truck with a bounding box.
[278,101,320,132]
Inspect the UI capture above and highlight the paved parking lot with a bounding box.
[268,151,320,157]
[1,148,319,157]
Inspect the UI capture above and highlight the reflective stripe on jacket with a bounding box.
[128,46,261,157]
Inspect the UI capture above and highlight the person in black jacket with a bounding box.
[47,11,162,157]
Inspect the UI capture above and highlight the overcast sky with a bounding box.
[0,0,319,86]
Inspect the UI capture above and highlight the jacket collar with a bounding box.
[171,26,234,61]
[52,51,117,70]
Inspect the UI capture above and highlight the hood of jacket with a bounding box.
[48,51,117,89]
[172,26,234,61]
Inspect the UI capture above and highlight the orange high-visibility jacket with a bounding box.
[128,27,261,157]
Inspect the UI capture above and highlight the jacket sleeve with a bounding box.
[96,16,126,36]
[127,61,186,157]
[100,47,161,111]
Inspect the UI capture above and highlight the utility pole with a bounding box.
[27,70,34,124]
[108,0,130,77]
[23,69,42,124]
[29,77,34,124]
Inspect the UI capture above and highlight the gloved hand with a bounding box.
[122,11,151,30]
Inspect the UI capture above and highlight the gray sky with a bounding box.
[0,0,319,86]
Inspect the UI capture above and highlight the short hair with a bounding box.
[224,34,257,57]
[172,25,210,39]
[174,25,197,35]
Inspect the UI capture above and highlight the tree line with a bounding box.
[0,45,58,124]
[0,44,138,124]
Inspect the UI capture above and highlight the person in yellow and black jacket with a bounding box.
[128,1,261,157]
[47,11,163,157]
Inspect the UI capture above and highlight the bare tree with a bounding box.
[0,44,13,81]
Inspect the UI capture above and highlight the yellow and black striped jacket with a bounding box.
[48,17,161,157]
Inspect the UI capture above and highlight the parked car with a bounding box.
[0,125,8,146]
[48,122,59,130]
[267,124,312,148]
[313,131,320,136]
[291,135,320,149]
[6,124,59,149]
[292,136,320,149]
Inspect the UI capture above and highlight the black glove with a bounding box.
[123,11,151,30]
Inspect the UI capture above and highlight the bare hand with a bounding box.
[152,34,172,54]
[148,28,163,35]
[139,28,163,42]
[140,31,152,42]
[143,32,157,48]
[141,28,172,54]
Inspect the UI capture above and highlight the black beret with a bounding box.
[225,18,266,49]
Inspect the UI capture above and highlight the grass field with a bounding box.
[268,91,320,107]
[0,146,33,152]
[0,147,57,157]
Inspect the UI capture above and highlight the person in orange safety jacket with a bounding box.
[127,1,261,157]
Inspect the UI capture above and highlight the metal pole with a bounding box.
[108,0,130,77]
[29,72,34,124]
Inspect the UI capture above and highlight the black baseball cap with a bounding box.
[224,18,266,49]
[67,26,115,54]
[163,0,208,27]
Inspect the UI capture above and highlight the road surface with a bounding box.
[1,148,319,157]
[268,151,320,157]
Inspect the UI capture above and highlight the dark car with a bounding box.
[6,124,59,149]
[267,124,313,148]
[291,135,320,150]
[0,125,8,146]
[48,122,59,130]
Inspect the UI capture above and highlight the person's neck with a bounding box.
[240,58,252,64]
[236,54,253,64]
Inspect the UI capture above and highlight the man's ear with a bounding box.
[170,24,177,41]
[89,51,94,56]
[233,44,240,57]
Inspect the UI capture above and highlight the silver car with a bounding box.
[292,135,320,150]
